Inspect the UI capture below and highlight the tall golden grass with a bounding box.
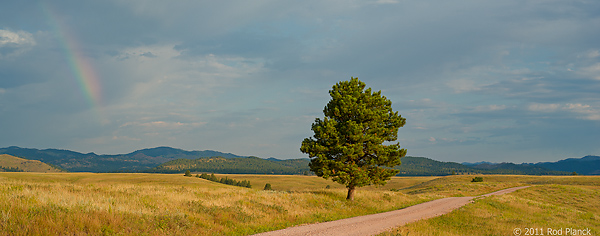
[0,173,443,235]
[2,173,598,235]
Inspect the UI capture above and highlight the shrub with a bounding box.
[197,173,252,188]
[184,170,192,177]
[264,183,272,190]
[471,177,483,182]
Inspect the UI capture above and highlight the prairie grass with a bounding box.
[0,173,441,235]
[2,173,598,235]
[219,174,438,192]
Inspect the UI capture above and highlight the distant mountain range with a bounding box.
[0,146,598,175]
[0,146,246,172]
[461,156,600,175]
[396,157,569,176]
[532,155,600,175]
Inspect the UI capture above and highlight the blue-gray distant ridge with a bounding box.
[1,146,598,175]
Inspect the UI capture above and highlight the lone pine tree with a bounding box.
[301,78,406,200]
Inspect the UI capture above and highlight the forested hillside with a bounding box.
[145,156,311,175]
[396,156,569,176]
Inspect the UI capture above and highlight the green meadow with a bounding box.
[1,172,598,235]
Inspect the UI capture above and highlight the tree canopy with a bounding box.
[301,78,406,200]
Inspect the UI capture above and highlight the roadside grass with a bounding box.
[381,177,600,236]
[1,173,598,235]
[400,175,599,196]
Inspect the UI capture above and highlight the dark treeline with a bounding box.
[197,173,252,188]
[395,156,569,176]
[145,156,311,175]
[151,156,570,176]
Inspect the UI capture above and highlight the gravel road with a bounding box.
[252,186,530,236]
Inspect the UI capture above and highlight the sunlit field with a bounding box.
[1,172,598,235]
[381,176,600,236]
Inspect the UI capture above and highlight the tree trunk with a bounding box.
[346,186,356,200]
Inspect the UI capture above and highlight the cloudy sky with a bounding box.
[1,0,599,163]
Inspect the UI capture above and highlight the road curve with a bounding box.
[252,186,530,236]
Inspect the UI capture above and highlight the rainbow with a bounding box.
[41,3,103,109]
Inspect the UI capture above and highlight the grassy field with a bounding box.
[1,173,598,235]
[214,174,439,192]
[381,175,600,236]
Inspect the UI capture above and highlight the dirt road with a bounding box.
[252,186,530,236]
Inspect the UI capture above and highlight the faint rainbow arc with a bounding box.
[41,3,103,110]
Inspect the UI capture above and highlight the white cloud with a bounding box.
[475,104,507,112]
[406,98,441,108]
[0,29,35,46]
[99,43,267,105]
[579,49,599,59]
[528,103,600,121]
[564,103,600,121]
[448,79,483,93]
[565,103,591,110]
[112,136,141,141]
[120,121,206,129]
[584,114,600,121]
[372,0,399,4]
[428,136,465,143]
[578,63,600,80]
[114,120,208,141]
[528,103,560,112]
[141,121,206,129]
[0,29,36,58]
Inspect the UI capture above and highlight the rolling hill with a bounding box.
[0,154,64,172]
